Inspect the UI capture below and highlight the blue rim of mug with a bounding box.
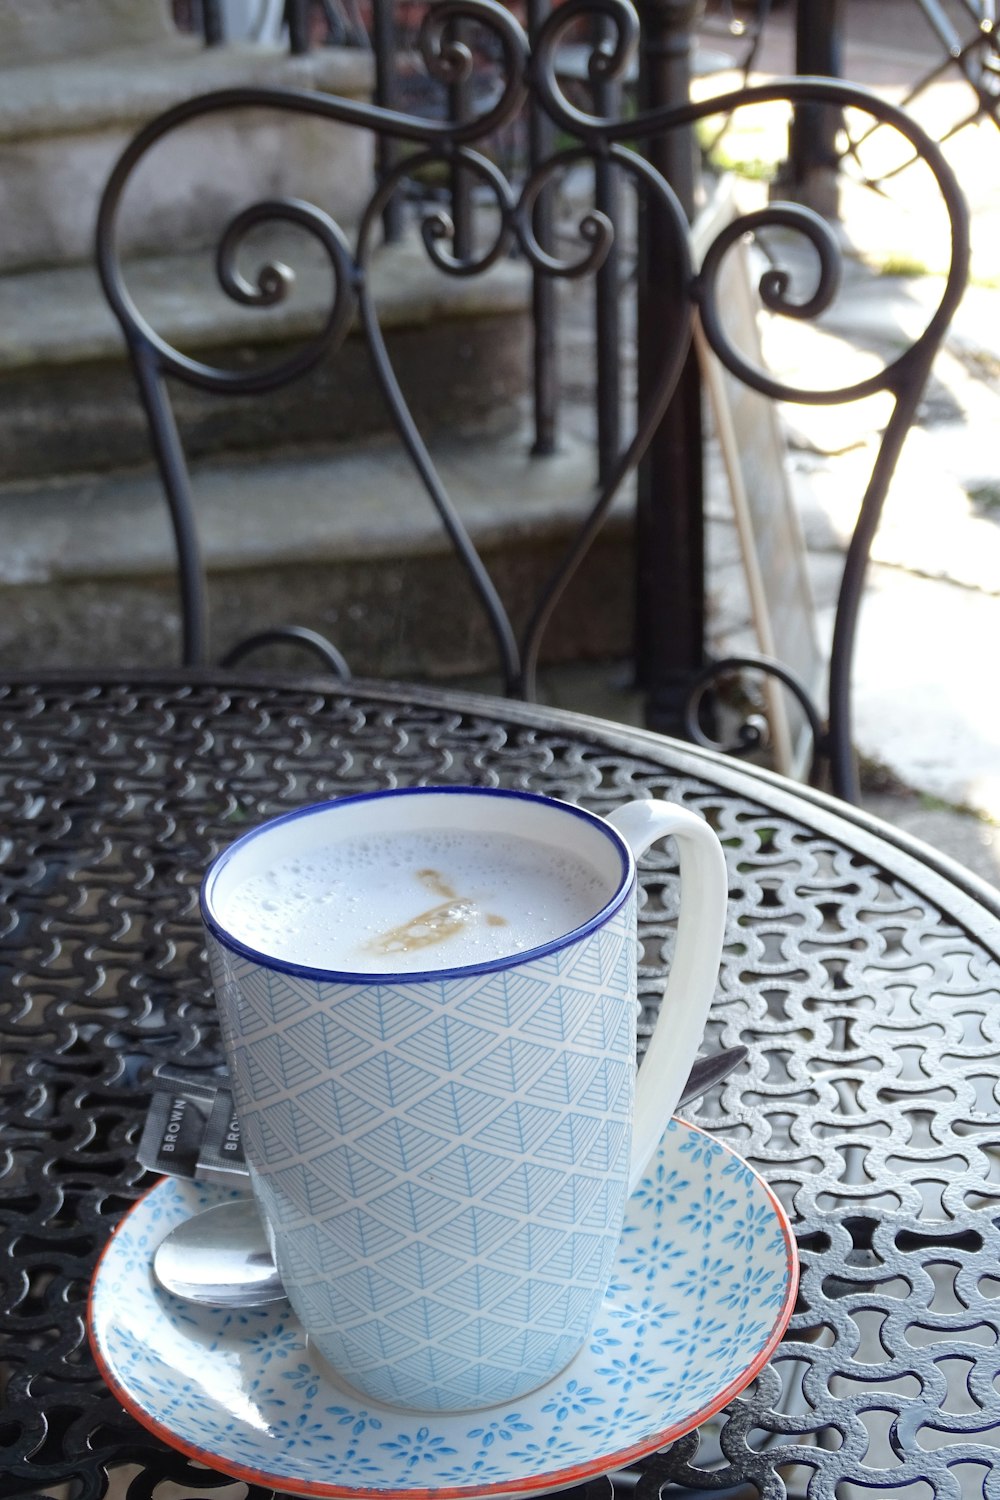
[200,785,635,983]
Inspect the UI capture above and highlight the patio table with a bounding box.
[4,670,1000,1500]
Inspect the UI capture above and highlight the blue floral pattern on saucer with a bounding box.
[88,1119,797,1499]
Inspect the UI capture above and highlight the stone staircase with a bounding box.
[0,1,627,679]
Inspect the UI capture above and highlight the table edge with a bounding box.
[6,667,999,942]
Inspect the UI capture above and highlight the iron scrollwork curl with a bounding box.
[696,203,845,401]
[358,145,519,276]
[684,652,829,786]
[515,149,617,280]
[415,0,529,130]
[529,0,642,135]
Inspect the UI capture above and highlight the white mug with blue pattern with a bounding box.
[201,786,728,1412]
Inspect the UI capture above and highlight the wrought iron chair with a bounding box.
[94,0,969,803]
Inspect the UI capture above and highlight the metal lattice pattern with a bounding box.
[3,676,1000,1500]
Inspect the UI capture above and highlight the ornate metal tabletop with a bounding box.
[4,673,1000,1500]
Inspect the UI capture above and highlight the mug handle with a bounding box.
[606,801,729,1194]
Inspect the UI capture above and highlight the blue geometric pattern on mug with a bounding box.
[210,895,640,1409]
[89,1119,798,1496]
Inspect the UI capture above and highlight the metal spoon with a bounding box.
[153,1195,284,1307]
[151,1044,748,1309]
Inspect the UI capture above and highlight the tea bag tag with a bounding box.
[137,1072,249,1184]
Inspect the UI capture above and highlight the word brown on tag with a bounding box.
[137,1073,248,1184]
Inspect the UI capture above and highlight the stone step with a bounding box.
[0,34,374,272]
[0,232,532,482]
[0,427,634,679]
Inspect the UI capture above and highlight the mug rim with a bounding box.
[200,785,636,983]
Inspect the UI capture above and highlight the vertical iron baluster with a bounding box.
[201,0,225,45]
[593,10,623,484]
[373,0,404,243]
[787,0,844,216]
[286,0,311,54]
[633,0,704,735]
[130,342,211,668]
[449,15,475,261]
[526,0,558,457]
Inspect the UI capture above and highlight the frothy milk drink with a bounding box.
[217,829,614,973]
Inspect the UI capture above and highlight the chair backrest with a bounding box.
[94,0,969,803]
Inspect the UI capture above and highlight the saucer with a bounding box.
[88,1119,797,1499]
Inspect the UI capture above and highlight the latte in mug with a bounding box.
[216,828,615,973]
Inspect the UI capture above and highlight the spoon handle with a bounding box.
[677,1045,747,1108]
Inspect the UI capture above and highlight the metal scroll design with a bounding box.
[95,0,696,693]
[96,0,969,793]
[675,82,970,802]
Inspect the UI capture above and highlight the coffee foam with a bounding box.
[217,828,613,972]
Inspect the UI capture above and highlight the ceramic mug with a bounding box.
[201,785,728,1412]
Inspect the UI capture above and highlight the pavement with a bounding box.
[689,0,1000,885]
